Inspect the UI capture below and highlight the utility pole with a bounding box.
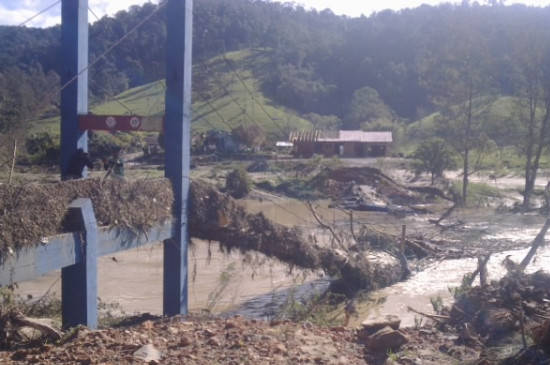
[163,0,193,316]
[60,0,88,179]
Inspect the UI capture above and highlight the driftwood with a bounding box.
[465,255,491,287]
[407,306,450,322]
[407,186,454,201]
[305,200,344,249]
[477,255,490,287]
[429,203,458,226]
[1,310,61,347]
[10,311,62,341]
[8,139,16,185]
[519,181,550,271]
[404,238,436,258]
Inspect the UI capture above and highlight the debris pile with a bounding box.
[308,167,442,214]
[0,178,173,259]
[401,271,550,365]
[311,167,419,204]
[0,315,368,364]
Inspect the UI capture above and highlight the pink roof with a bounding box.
[289,130,392,143]
[319,131,392,143]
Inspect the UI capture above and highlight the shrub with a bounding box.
[24,132,60,165]
[225,168,252,198]
[412,138,456,184]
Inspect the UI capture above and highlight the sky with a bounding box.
[1,0,550,28]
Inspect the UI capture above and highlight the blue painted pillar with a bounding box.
[163,0,193,316]
[60,0,88,179]
[61,199,98,329]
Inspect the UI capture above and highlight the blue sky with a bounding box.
[1,0,549,27]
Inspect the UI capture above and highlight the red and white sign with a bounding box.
[79,114,162,132]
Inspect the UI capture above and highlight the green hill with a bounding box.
[31,49,311,139]
[407,96,522,147]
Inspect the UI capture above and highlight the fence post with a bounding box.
[60,0,89,179]
[61,198,98,329]
[163,0,193,316]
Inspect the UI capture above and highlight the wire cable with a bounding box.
[87,2,136,116]
[87,4,101,22]
[29,2,166,126]
[221,54,287,135]
[18,0,61,27]
[55,2,167,103]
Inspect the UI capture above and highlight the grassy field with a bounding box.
[30,49,311,139]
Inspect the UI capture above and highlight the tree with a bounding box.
[231,124,266,150]
[344,86,393,129]
[512,25,550,209]
[412,138,457,184]
[419,5,493,204]
[225,168,251,198]
[304,113,342,131]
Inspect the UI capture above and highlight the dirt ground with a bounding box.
[0,315,368,364]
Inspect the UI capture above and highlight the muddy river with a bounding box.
[14,195,550,328]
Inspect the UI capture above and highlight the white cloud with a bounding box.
[1,0,549,27]
[0,0,59,27]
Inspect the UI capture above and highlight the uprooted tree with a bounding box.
[0,178,404,294]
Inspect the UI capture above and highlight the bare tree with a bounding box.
[419,6,492,205]
[513,27,550,209]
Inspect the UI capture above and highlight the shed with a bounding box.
[289,130,392,158]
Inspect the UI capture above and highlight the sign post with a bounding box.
[60,0,88,179]
[163,0,193,316]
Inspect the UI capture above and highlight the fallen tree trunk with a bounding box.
[0,178,402,292]
[189,182,403,291]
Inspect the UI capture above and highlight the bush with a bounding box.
[89,131,145,160]
[412,138,456,184]
[24,132,60,165]
[225,168,252,198]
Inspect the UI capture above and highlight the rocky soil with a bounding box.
[0,315,369,364]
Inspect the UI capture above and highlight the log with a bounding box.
[11,311,62,341]
[406,306,450,321]
[519,182,550,271]
[189,182,403,291]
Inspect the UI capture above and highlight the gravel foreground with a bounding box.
[0,315,368,364]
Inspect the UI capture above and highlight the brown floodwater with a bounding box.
[16,239,323,316]
[14,193,550,328]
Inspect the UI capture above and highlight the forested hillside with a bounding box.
[1,0,549,135]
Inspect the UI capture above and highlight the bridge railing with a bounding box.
[0,198,174,329]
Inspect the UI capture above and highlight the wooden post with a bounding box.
[399,225,411,279]
[8,139,16,185]
[61,198,98,329]
[401,225,406,253]
[163,0,193,316]
[60,0,88,179]
[478,256,488,287]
